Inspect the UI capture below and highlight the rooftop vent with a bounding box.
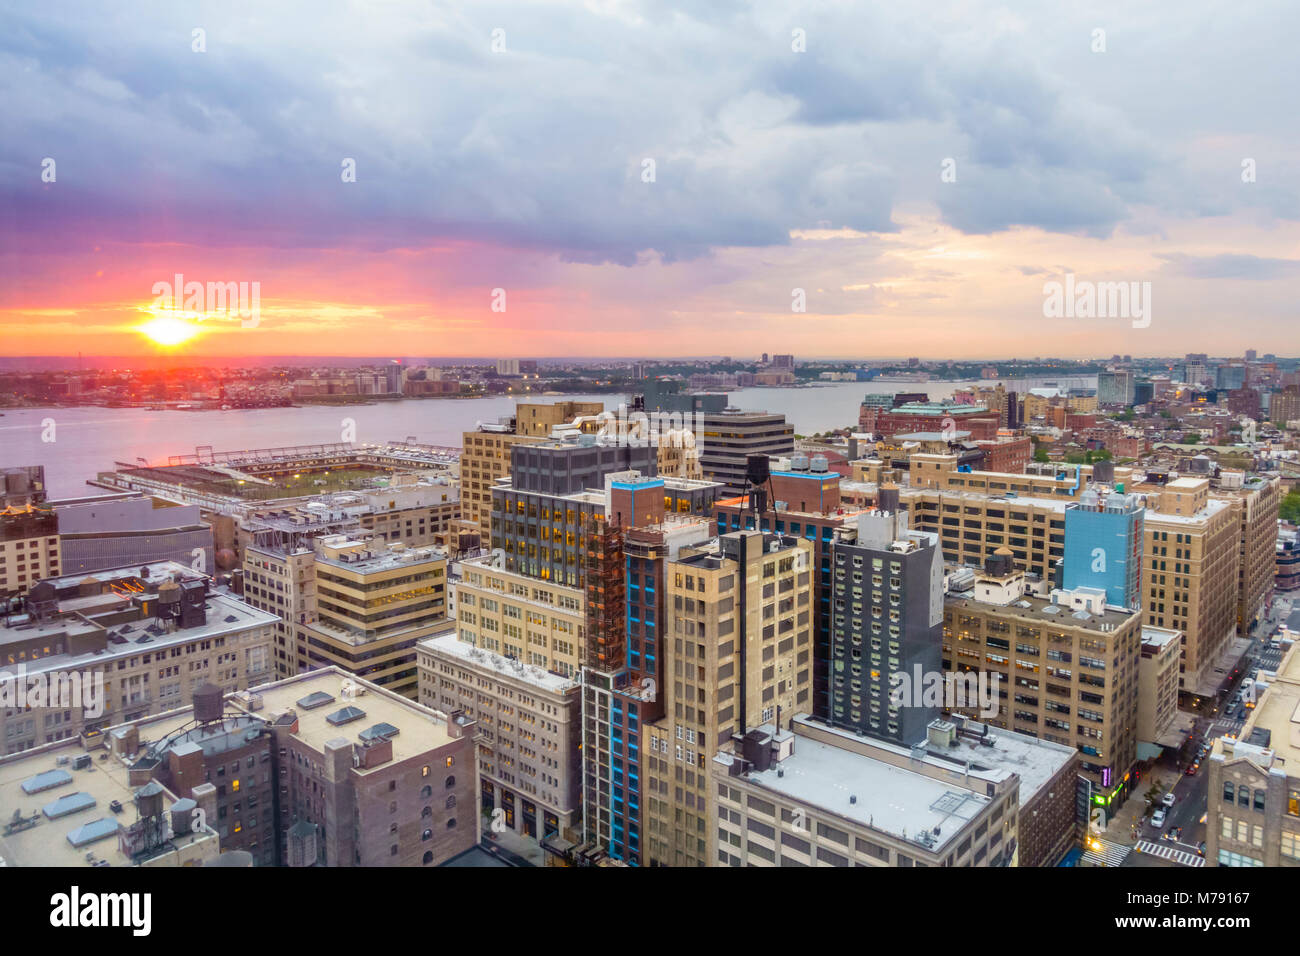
[358,722,400,742]
[326,706,367,726]
[296,691,336,710]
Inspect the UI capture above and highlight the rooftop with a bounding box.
[421,632,578,694]
[0,706,220,868]
[945,587,1140,632]
[248,668,462,771]
[1233,639,1300,771]
[721,718,1003,851]
[1,579,278,677]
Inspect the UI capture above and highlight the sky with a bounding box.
[1,0,1298,360]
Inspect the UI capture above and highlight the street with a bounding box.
[1113,594,1293,868]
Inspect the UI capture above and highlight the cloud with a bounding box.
[1155,253,1300,280]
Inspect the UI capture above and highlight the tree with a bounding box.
[1033,446,1050,463]
[1181,433,1202,445]
[1281,490,1300,524]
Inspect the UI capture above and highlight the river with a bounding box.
[1,377,1094,498]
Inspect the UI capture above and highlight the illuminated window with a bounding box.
[445,756,455,768]
[231,779,240,792]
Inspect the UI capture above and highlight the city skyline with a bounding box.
[4,2,1299,359]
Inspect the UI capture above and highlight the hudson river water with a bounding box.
[1,377,1094,499]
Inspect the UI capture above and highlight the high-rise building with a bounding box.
[1097,370,1135,407]
[0,466,59,597]
[1183,362,1209,387]
[714,464,866,724]
[451,553,586,678]
[697,410,794,493]
[1132,476,1242,699]
[591,516,715,864]
[461,421,543,538]
[943,553,1143,800]
[242,530,447,697]
[828,509,944,746]
[419,631,582,843]
[513,400,604,438]
[1270,386,1300,428]
[641,530,814,866]
[491,441,719,588]
[1222,474,1281,632]
[1138,626,1183,761]
[1063,487,1145,610]
[1217,363,1247,391]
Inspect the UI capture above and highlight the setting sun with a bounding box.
[138,316,202,346]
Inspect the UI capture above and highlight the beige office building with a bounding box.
[1133,477,1241,696]
[419,632,582,841]
[1206,641,1300,867]
[1,562,275,756]
[642,530,814,867]
[243,534,447,698]
[0,502,60,596]
[461,426,543,538]
[1137,625,1184,758]
[514,401,605,438]
[943,557,1141,795]
[453,553,586,679]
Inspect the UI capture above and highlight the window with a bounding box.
[447,818,457,829]
[446,795,457,810]
[1216,850,1262,867]
[1223,782,1234,803]
[422,829,433,841]
[423,851,434,865]
[446,756,455,768]
[445,775,456,789]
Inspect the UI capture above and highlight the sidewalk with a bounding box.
[1101,766,1179,846]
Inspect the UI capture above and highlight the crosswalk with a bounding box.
[1136,839,1205,867]
[1081,836,1132,867]
[1209,718,1245,739]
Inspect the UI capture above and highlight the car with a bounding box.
[1151,809,1167,828]
[1162,792,1176,807]
[1198,841,1206,856]
[1186,762,1199,775]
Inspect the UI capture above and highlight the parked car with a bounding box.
[1198,841,1206,856]
[1161,792,1176,807]
[1185,762,1199,775]
[1152,809,1167,828]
